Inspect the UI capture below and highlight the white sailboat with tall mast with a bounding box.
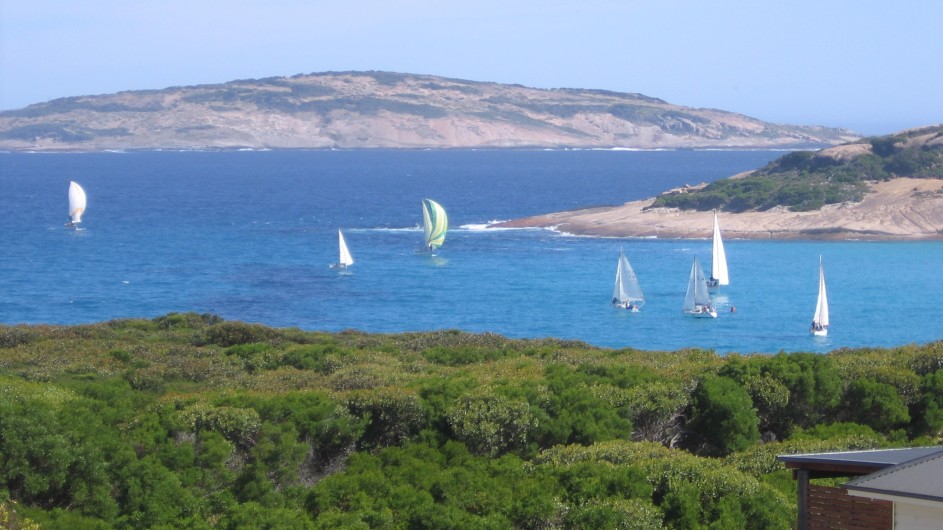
[707,211,728,288]
[330,229,354,270]
[811,256,829,336]
[612,249,644,311]
[66,181,87,229]
[683,257,717,318]
[420,198,448,254]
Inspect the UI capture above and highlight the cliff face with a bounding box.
[0,71,857,151]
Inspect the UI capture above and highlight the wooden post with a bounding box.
[797,469,809,530]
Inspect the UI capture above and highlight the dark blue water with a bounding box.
[2,150,941,354]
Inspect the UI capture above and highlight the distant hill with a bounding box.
[652,125,943,212]
[0,71,858,151]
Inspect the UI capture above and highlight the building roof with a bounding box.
[845,449,943,503]
[777,447,943,477]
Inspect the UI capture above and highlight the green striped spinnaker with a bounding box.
[422,198,448,250]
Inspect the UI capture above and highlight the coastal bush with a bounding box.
[446,392,538,457]
[4,317,943,527]
[553,460,652,504]
[281,343,354,373]
[563,498,663,530]
[0,326,39,349]
[910,369,943,438]
[154,312,222,331]
[197,321,277,347]
[623,381,689,444]
[306,441,557,529]
[720,353,842,439]
[225,342,284,372]
[537,365,634,446]
[225,342,273,359]
[683,375,760,456]
[535,440,792,529]
[422,345,511,365]
[217,502,314,529]
[345,388,425,450]
[842,378,910,432]
[177,403,262,448]
[217,392,364,470]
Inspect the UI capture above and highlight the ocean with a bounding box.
[1,149,940,354]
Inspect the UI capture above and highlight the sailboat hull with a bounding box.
[613,300,642,312]
[813,328,828,337]
[685,306,718,318]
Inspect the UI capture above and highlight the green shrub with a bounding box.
[447,392,537,456]
[346,389,425,449]
[843,379,911,431]
[198,322,277,347]
[154,312,222,331]
[177,404,261,447]
[684,376,759,456]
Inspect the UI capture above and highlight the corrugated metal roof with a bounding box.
[777,447,943,468]
[845,450,943,503]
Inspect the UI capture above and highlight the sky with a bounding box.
[2,1,942,135]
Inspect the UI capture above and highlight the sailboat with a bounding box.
[811,256,829,336]
[421,198,448,254]
[683,257,717,318]
[330,229,354,270]
[612,249,644,311]
[707,211,728,288]
[66,181,87,229]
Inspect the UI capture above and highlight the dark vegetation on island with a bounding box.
[2,314,942,529]
[652,125,943,212]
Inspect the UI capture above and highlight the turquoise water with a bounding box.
[1,150,940,354]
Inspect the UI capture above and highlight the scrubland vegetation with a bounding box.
[652,126,943,212]
[1,313,941,529]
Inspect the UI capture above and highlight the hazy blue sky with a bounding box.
[2,1,941,135]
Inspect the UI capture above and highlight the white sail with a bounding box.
[332,229,354,269]
[683,257,717,318]
[68,181,87,225]
[709,211,729,286]
[612,249,644,309]
[812,256,829,336]
[421,198,448,251]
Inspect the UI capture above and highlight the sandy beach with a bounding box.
[496,178,943,240]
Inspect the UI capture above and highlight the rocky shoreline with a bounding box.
[495,178,943,240]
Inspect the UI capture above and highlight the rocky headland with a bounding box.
[498,127,943,240]
[497,178,943,240]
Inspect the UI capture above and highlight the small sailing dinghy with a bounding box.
[330,229,354,270]
[707,211,728,288]
[420,198,448,254]
[612,249,644,311]
[811,256,829,336]
[683,257,717,318]
[66,181,87,229]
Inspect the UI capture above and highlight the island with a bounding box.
[0,71,856,151]
[497,126,943,240]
